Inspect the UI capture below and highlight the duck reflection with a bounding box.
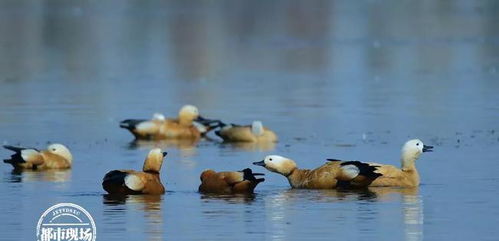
[220,141,276,152]
[263,187,423,241]
[199,193,257,204]
[129,139,199,151]
[102,194,164,241]
[128,139,199,161]
[360,187,423,241]
[263,188,378,203]
[5,169,71,183]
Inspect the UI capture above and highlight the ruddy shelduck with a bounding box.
[3,144,72,170]
[120,105,220,140]
[102,148,167,195]
[198,168,265,194]
[215,121,278,142]
[253,155,381,189]
[366,139,433,187]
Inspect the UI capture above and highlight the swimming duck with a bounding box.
[102,148,167,195]
[366,139,433,187]
[215,121,278,142]
[120,105,220,140]
[253,155,381,189]
[3,144,72,170]
[199,168,265,194]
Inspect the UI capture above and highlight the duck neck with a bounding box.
[401,157,417,171]
[179,118,193,126]
[284,167,298,178]
[400,157,420,186]
[285,167,310,188]
[144,170,161,180]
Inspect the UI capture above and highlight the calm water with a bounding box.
[1,1,499,240]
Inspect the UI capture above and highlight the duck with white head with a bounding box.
[253,139,433,189]
[367,139,433,187]
[119,105,221,140]
[3,143,73,170]
[102,148,167,195]
[253,155,382,189]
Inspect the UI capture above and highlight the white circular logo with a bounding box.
[36,203,96,241]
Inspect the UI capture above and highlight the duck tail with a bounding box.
[119,119,145,131]
[102,170,127,194]
[3,145,28,166]
[241,168,265,183]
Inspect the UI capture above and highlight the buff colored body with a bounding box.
[3,144,72,170]
[120,105,217,140]
[199,169,265,194]
[367,139,433,187]
[253,155,380,189]
[216,121,278,143]
[102,149,166,195]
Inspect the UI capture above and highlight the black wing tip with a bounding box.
[119,119,145,130]
[327,159,342,162]
[3,145,23,151]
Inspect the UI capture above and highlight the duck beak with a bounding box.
[162,152,168,157]
[423,145,434,152]
[194,115,220,125]
[253,160,266,167]
[252,173,265,176]
[194,115,207,122]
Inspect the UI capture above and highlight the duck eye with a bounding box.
[416,143,419,146]
[269,158,273,161]
[52,148,56,151]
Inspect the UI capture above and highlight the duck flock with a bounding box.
[2,105,433,196]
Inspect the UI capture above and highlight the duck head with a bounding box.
[178,105,200,125]
[143,148,167,173]
[47,143,73,163]
[253,155,297,176]
[401,139,433,168]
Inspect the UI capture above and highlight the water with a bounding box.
[1,1,499,240]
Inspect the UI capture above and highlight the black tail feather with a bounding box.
[3,145,34,153]
[241,168,265,183]
[119,119,146,130]
[327,158,342,162]
[3,153,26,165]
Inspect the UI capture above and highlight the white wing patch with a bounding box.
[251,121,264,136]
[192,121,207,133]
[340,165,360,180]
[21,149,41,163]
[152,113,166,121]
[125,174,144,191]
[136,121,158,133]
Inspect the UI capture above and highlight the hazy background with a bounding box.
[0,1,498,240]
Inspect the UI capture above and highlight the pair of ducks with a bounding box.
[103,148,266,195]
[120,105,278,143]
[3,138,432,195]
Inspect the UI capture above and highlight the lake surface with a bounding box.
[1,1,499,240]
